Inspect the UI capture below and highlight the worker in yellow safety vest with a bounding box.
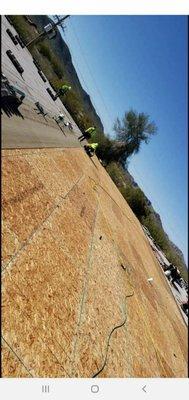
[84,143,98,157]
[54,84,71,99]
[78,126,96,142]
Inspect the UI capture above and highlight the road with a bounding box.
[146,236,188,325]
[171,283,188,324]
[2,101,83,149]
[1,16,84,149]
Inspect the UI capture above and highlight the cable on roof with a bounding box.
[92,290,134,378]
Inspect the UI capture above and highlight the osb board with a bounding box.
[1,148,98,270]
[68,178,99,232]
[2,275,69,377]
[72,210,126,377]
[93,199,187,377]
[97,159,140,225]
[2,147,188,378]
[63,148,90,176]
[43,195,94,269]
[2,227,90,377]
[75,177,187,378]
[1,340,31,378]
[25,152,75,201]
[1,220,21,268]
[2,148,100,377]
[2,192,98,376]
[2,155,54,267]
[72,204,162,378]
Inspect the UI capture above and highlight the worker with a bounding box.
[164,269,172,279]
[57,113,65,122]
[78,126,96,142]
[68,122,73,130]
[181,300,188,317]
[53,113,65,124]
[169,265,181,287]
[84,143,98,157]
[54,84,71,99]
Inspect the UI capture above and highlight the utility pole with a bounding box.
[26,15,70,48]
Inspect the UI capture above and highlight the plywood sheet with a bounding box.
[2,147,188,378]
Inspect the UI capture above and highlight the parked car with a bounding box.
[6,50,24,75]
[6,29,18,45]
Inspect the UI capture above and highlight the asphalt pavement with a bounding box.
[1,16,85,149]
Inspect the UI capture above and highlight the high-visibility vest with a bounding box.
[90,143,98,150]
[61,85,71,90]
[85,127,96,136]
[59,85,71,94]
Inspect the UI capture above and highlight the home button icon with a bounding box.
[91,385,99,393]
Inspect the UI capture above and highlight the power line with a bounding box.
[26,15,70,48]
[69,18,113,131]
[64,19,186,253]
[64,32,104,121]
[67,19,187,250]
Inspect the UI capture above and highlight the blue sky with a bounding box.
[62,15,188,263]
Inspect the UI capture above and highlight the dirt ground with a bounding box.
[1,147,188,378]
